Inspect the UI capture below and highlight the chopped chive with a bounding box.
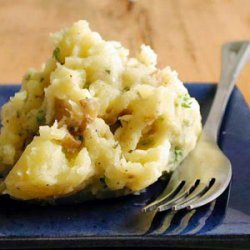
[178,93,192,108]
[137,91,142,98]
[53,47,62,63]
[174,148,183,163]
[181,102,191,108]
[36,110,46,125]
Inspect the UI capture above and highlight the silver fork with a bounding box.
[144,41,250,213]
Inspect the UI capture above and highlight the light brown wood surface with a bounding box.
[0,0,249,104]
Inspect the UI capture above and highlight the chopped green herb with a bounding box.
[179,93,192,108]
[181,103,191,108]
[105,69,111,74]
[36,110,46,125]
[174,148,183,163]
[137,91,142,98]
[53,47,62,63]
[183,94,189,100]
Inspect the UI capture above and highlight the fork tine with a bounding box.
[187,180,224,210]
[157,181,196,212]
[143,181,184,212]
[173,183,209,211]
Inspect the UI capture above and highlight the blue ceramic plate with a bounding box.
[0,84,249,249]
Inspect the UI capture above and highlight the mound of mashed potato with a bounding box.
[0,21,201,200]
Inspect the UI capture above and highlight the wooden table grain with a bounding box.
[0,0,249,104]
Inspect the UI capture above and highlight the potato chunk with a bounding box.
[5,125,94,200]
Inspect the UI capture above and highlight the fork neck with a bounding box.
[203,41,250,141]
[203,74,235,141]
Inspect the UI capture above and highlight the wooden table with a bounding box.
[0,0,249,104]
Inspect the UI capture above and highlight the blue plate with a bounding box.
[0,84,249,249]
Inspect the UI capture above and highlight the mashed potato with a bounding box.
[0,21,201,200]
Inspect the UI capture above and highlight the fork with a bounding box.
[144,41,250,213]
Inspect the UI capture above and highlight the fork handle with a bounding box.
[203,41,250,141]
